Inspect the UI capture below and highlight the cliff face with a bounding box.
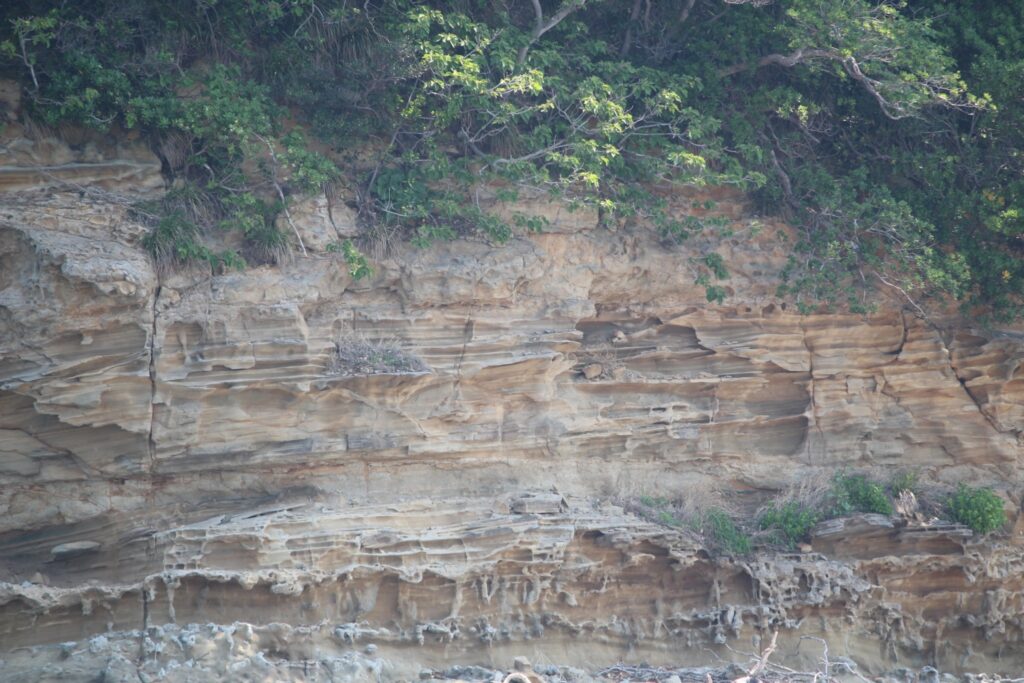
[1,125,1023,682]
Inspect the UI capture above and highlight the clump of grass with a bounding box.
[888,469,919,495]
[754,470,896,550]
[327,334,428,376]
[141,212,245,271]
[630,492,751,556]
[701,508,752,555]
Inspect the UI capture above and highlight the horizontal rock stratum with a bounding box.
[1,133,1023,681]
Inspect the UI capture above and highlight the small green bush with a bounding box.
[344,241,373,280]
[759,502,820,548]
[638,495,669,509]
[832,473,894,516]
[702,509,752,556]
[947,485,1006,534]
[657,509,681,527]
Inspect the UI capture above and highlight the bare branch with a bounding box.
[719,47,924,120]
[254,134,308,258]
[873,270,928,318]
[18,34,40,93]
[731,630,778,682]
[718,47,838,77]
[619,0,644,58]
[516,0,587,66]
[842,55,906,120]
[769,148,794,204]
[678,0,698,24]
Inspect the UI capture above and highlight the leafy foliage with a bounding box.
[831,473,894,516]
[327,240,374,280]
[759,502,820,548]
[947,485,1005,534]
[140,212,244,271]
[700,508,752,555]
[1,0,1022,315]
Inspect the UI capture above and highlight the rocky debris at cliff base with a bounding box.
[0,623,1012,683]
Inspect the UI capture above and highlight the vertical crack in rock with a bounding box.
[146,283,161,474]
[892,309,909,361]
[800,318,825,459]
[448,311,475,409]
[940,326,1005,435]
[137,584,149,666]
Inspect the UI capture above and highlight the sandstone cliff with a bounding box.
[1,122,1023,682]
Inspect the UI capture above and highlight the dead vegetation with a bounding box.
[326,334,428,375]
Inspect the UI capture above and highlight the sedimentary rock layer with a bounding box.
[1,133,1022,679]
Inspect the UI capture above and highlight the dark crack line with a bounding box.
[799,318,825,461]
[8,424,103,479]
[138,585,149,666]
[147,284,161,475]
[952,365,1004,435]
[892,309,909,360]
[940,332,1006,435]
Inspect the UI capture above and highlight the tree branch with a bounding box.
[873,270,927,318]
[842,55,905,120]
[255,134,308,257]
[18,34,40,93]
[720,47,915,120]
[718,47,838,77]
[678,0,697,25]
[517,0,587,66]
[619,0,644,58]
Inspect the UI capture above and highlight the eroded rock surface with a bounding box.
[1,149,1023,679]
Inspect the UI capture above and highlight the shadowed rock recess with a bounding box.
[1,134,1023,683]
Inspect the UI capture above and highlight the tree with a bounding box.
[0,0,1020,318]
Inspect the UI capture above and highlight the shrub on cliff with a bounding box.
[2,0,1023,318]
[701,508,752,556]
[758,501,819,548]
[831,473,894,517]
[757,472,896,549]
[947,485,1006,535]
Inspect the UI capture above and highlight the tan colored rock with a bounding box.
[0,116,162,194]
[1,187,1023,680]
[0,79,20,120]
[489,186,599,233]
[278,192,360,253]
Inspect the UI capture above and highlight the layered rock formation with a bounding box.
[1,125,1023,681]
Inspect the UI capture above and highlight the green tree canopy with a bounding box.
[2,0,1021,318]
